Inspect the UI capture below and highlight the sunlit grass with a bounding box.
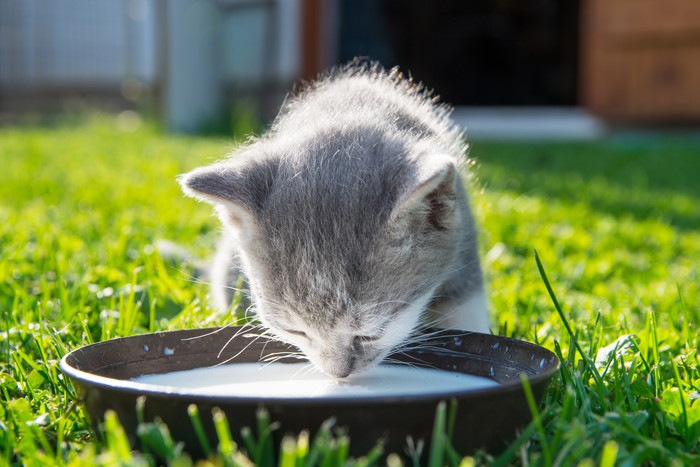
[1,118,698,465]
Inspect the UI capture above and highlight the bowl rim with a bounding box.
[60,328,560,406]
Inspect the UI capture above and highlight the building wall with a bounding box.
[0,0,156,88]
[0,0,301,130]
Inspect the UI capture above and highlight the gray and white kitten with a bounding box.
[179,64,489,378]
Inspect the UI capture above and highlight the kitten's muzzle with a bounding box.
[333,356,357,379]
[320,353,356,379]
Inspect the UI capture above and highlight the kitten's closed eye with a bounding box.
[354,335,381,345]
[283,329,308,339]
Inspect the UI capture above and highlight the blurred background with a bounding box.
[1,0,699,137]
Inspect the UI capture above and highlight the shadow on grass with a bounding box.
[471,135,700,230]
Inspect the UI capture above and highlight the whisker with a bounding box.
[214,324,267,356]
[292,362,317,378]
[213,333,268,366]
[384,358,424,371]
[387,350,435,367]
[182,321,257,342]
[264,351,304,361]
[173,268,250,295]
[258,331,295,359]
[361,299,415,313]
[216,324,270,359]
[261,352,306,367]
[301,364,322,377]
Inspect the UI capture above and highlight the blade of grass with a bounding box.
[279,436,297,467]
[649,310,661,398]
[295,430,309,467]
[428,401,446,467]
[320,439,338,467]
[103,410,134,462]
[336,434,350,465]
[386,453,404,467]
[549,387,576,453]
[188,404,212,457]
[356,440,384,467]
[490,421,539,467]
[599,441,618,467]
[534,250,606,391]
[240,427,257,459]
[446,398,458,442]
[255,408,276,467]
[670,359,690,448]
[213,407,236,459]
[520,373,552,467]
[306,418,335,466]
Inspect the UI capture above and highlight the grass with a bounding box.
[1,117,698,465]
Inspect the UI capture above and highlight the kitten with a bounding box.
[179,63,489,378]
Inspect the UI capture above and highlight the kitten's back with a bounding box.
[271,66,465,160]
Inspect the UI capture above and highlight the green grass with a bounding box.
[1,117,699,465]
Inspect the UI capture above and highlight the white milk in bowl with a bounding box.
[132,363,499,398]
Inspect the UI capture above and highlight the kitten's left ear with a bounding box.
[178,155,277,232]
[390,156,459,231]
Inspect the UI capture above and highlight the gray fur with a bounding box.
[180,63,489,378]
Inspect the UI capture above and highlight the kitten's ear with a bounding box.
[390,156,459,231]
[179,158,275,231]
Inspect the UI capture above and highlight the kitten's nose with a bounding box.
[327,355,356,379]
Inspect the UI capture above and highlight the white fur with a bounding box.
[429,290,490,333]
[382,291,434,347]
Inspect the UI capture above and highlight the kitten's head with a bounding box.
[180,138,463,378]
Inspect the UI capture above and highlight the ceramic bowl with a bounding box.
[60,327,559,458]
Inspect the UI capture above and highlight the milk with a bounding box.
[132,363,498,398]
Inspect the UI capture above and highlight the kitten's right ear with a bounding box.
[179,159,274,231]
[179,163,242,205]
[389,155,459,232]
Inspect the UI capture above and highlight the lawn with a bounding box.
[1,118,698,466]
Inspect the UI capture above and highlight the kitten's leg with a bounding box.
[427,288,490,333]
[209,237,249,313]
[155,238,249,314]
[426,231,491,333]
[428,239,490,333]
[426,183,490,333]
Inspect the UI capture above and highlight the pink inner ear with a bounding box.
[424,174,457,230]
[228,212,245,230]
[214,203,254,234]
[390,160,457,225]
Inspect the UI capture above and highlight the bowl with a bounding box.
[60,327,559,458]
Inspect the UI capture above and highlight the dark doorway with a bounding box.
[339,0,580,107]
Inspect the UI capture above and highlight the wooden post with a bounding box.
[300,0,323,81]
[580,0,700,122]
